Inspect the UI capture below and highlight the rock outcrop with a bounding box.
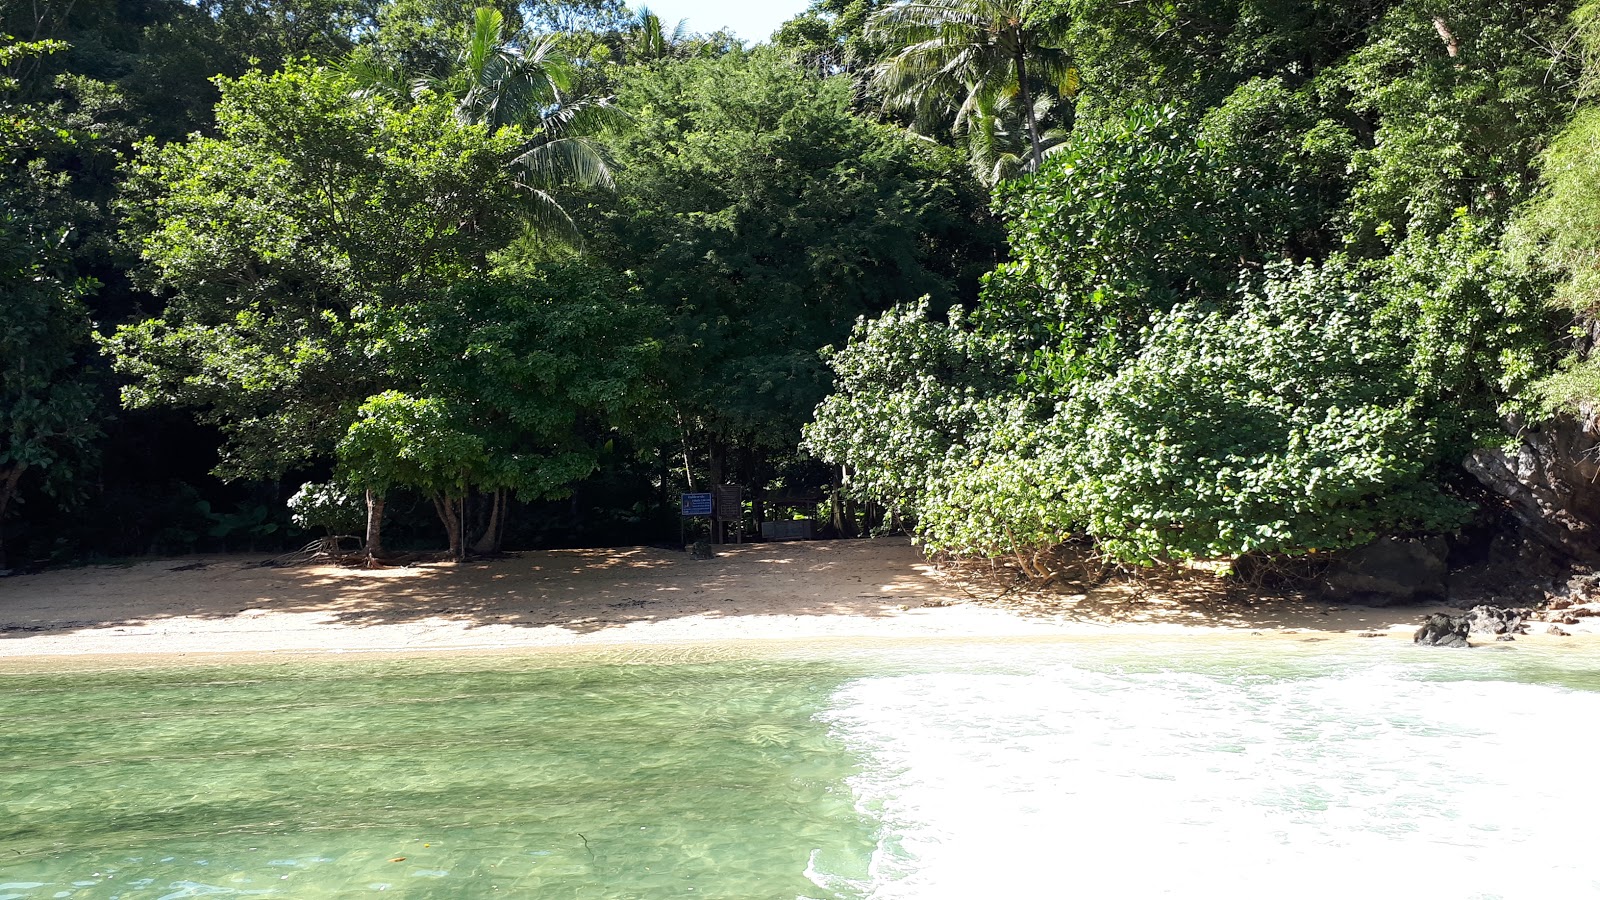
[1465,413,1600,564]
[1465,605,1532,637]
[1414,614,1471,647]
[1322,537,1448,606]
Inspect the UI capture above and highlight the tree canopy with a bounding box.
[1,0,1594,577]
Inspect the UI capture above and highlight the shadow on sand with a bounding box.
[0,538,1438,642]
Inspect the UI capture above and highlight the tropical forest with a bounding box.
[6,0,1600,588]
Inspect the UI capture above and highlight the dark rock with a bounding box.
[1415,614,1471,648]
[1324,537,1449,607]
[1550,597,1573,610]
[1558,614,1581,625]
[1465,414,1600,564]
[1495,634,1516,641]
[1567,572,1600,599]
[1549,625,1572,636]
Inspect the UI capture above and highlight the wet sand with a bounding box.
[0,538,1585,662]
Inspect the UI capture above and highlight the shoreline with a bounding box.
[1,538,1590,667]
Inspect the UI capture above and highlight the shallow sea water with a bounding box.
[3,637,1600,899]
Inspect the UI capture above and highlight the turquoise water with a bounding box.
[4,638,1600,898]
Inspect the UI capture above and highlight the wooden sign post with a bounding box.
[713,484,743,544]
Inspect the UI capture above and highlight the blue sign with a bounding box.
[680,493,713,516]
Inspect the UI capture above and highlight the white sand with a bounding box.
[0,538,1584,662]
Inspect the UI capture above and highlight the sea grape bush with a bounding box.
[286,481,366,536]
[810,105,1558,566]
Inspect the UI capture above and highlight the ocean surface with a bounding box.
[3,636,1598,898]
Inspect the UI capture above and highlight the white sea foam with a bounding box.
[817,652,1600,899]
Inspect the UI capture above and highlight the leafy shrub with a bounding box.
[287,480,365,536]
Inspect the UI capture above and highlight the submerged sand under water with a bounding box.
[3,638,1599,899]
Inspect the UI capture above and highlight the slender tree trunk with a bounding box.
[492,490,509,551]
[708,438,725,488]
[0,464,25,566]
[831,465,852,537]
[364,488,386,560]
[472,488,506,555]
[1013,39,1044,172]
[676,410,697,491]
[433,494,465,561]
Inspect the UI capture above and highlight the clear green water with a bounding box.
[1,649,876,899]
[5,638,1600,899]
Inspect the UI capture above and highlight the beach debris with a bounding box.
[389,857,406,863]
[1358,631,1385,638]
[1549,624,1572,636]
[1414,613,1470,647]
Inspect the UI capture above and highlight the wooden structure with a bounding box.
[712,484,744,544]
[681,485,745,545]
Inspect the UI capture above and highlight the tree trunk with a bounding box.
[708,438,726,489]
[1432,17,1461,58]
[1013,39,1044,172]
[364,489,386,560]
[676,411,697,491]
[471,488,507,555]
[433,495,466,561]
[0,464,25,566]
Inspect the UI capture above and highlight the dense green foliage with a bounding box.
[0,40,108,562]
[581,47,998,489]
[1514,3,1600,414]
[108,64,532,476]
[808,0,1574,567]
[1,0,1594,572]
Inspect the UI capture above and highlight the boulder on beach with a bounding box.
[1323,537,1448,606]
[1414,613,1471,648]
[1466,605,1532,636]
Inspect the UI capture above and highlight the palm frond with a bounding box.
[866,0,1075,171]
[511,134,614,192]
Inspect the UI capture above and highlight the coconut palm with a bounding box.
[957,87,1070,185]
[866,0,1074,172]
[620,7,705,63]
[346,7,617,239]
[433,8,620,234]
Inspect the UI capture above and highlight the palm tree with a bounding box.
[620,7,705,63]
[957,88,1070,185]
[866,0,1075,172]
[347,7,618,238]
[422,7,620,236]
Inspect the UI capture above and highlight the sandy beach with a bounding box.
[0,537,1584,662]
